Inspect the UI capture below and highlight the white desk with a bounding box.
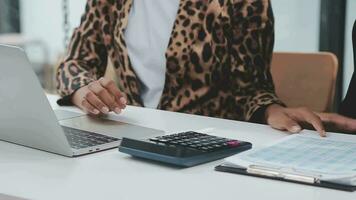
[0,94,355,200]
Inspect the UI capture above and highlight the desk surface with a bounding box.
[0,94,355,200]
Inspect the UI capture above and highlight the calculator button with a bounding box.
[227,140,240,147]
[148,132,245,153]
[221,143,228,148]
[206,146,214,151]
[201,147,209,151]
[149,138,160,142]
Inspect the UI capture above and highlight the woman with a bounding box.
[57,0,356,135]
[340,20,356,119]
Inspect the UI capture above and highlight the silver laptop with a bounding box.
[0,44,164,157]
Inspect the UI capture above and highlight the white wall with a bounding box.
[272,0,321,52]
[20,0,86,63]
[343,0,356,97]
[20,0,321,63]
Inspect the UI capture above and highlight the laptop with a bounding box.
[0,44,164,157]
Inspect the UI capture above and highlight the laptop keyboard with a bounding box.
[62,126,119,149]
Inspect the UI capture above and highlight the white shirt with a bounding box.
[124,0,180,108]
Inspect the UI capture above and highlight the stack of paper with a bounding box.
[224,133,356,186]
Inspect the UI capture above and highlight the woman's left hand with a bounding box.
[265,104,356,136]
[265,104,326,136]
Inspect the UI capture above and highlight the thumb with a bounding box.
[268,112,302,133]
[281,117,302,133]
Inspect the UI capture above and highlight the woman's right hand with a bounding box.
[72,77,127,115]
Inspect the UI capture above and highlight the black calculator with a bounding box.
[118,131,252,167]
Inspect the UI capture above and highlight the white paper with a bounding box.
[225,133,356,185]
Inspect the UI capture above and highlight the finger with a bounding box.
[88,81,121,113]
[316,112,338,132]
[81,99,100,115]
[341,117,356,132]
[292,108,326,137]
[321,113,356,133]
[85,91,109,114]
[268,112,302,133]
[280,116,302,133]
[99,77,127,109]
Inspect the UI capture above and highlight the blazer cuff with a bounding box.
[249,101,286,124]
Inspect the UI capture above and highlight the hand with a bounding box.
[316,113,356,134]
[265,104,326,137]
[72,77,127,115]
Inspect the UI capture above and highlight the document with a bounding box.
[224,132,356,186]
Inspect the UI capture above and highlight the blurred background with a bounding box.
[0,0,355,110]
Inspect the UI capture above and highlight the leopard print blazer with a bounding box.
[56,0,283,122]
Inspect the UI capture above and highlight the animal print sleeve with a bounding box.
[230,0,284,122]
[56,0,108,105]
